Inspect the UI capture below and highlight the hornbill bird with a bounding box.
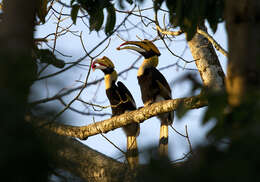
[91,56,139,168]
[117,39,173,156]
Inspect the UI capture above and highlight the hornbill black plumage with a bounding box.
[117,39,173,156]
[91,56,139,168]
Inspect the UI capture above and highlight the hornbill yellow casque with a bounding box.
[117,39,173,156]
[91,56,139,168]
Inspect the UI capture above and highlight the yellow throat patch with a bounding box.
[137,56,158,76]
[104,70,118,89]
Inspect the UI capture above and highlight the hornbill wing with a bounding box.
[117,81,137,109]
[150,67,172,99]
[118,81,139,168]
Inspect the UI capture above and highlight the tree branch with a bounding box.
[34,95,207,140]
[197,28,228,57]
[187,24,226,90]
[156,24,226,90]
[156,25,183,36]
[31,121,128,182]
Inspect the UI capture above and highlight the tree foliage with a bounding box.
[70,0,117,35]
[153,0,224,40]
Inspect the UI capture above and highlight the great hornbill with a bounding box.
[91,56,139,168]
[117,39,173,156]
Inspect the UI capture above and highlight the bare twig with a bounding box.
[77,98,110,109]
[160,35,196,64]
[53,5,64,54]
[52,57,93,120]
[116,8,155,23]
[37,5,136,81]
[172,151,192,163]
[170,124,193,160]
[185,125,193,154]
[170,125,187,138]
[58,98,111,116]
[30,56,141,106]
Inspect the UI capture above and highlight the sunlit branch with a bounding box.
[35,95,207,140]
[156,25,183,36]
[197,28,228,57]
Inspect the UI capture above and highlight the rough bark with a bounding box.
[34,95,207,140]
[187,24,226,90]
[225,0,260,106]
[35,125,128,182]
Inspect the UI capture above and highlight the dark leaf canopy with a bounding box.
[155,0,225,40]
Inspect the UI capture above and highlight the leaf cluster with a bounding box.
[33,48,65,69]
[154,0,224,40]
[117,0,143,9]
[36,0,48,23]
[70,0,116,35]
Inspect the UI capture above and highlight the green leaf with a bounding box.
[71,4,80,24]
[105,4,116,35]
[202,91,227,125]
[126,0,133,4]
[118,0,124,9]
[34,49,65,68]
[70,0,76,6]
[37,0,48,23]
[89,9,104,32]
[185,23,197,41]
[153,0,164,13]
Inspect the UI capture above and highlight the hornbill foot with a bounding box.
[144,101,153,107]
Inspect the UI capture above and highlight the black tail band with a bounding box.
[126,148,138,157]
[159,136,168,145]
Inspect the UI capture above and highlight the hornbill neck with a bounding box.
[137,56,159,76]
[104,70,117,90]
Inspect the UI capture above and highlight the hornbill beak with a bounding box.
[91,56,115,71]
[117,40,161,57]
[91,60,97,71]
[117,41,147,54]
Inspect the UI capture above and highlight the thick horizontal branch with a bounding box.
[33,124,127,182]
[39,95,207,140]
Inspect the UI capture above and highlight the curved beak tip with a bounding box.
[91,62,96,71]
